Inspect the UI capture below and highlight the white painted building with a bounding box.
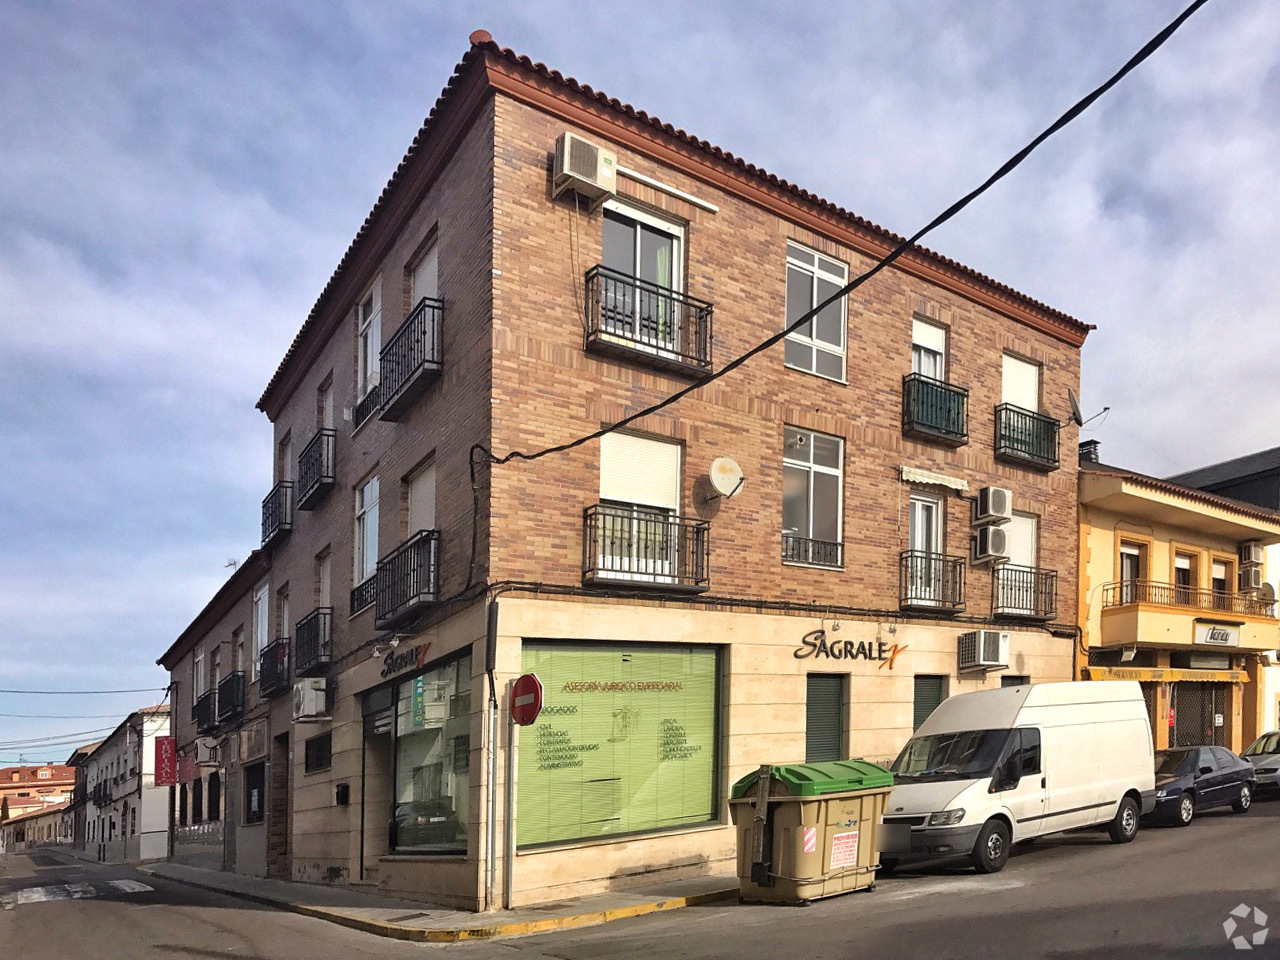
[83,706,171,863]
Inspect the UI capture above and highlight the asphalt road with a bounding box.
[3,796,1278,959]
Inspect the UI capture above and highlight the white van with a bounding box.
[881,681,1155,873]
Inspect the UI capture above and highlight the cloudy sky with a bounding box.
[2,0,1275,757]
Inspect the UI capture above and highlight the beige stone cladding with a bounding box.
[491,596,1070,906]
[487,92,1081,623]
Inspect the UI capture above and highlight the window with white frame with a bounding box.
[600,202,685,352]
[355,477,380,587]
[356,282,382,400]
[911,318,947,380]
[782,426,843,567]
[784,242,847,381]
[194,652,205,697]
[597,433,682,582]
[1001,353,1041,412]
[251,583,269,680]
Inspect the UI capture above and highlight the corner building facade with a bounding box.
[167,33,1092,909]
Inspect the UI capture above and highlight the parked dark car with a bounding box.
[392,799,461,848]
[1146,746,1255,826]
[1241,731,1280,792]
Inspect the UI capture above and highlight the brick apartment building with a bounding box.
[159,31,1090,909]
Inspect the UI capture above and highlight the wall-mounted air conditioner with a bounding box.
[959,630,1010,671]
[293,678,329,722]
[972,486,1013,526]
[194,738,220,767]
[552,132,617,205]
[1240,566,1265,592]
[1239,541,1264,567]
[972,524,1010,564]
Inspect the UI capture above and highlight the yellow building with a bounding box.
[1078,442,1280,751]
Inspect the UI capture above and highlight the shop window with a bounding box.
[391,653,471,854]
[244,763,266,825]
[805,674,845,763]
[517,641,719,848]
[913,675,947,730]
[305,733,333,773]
[208,772,222,822]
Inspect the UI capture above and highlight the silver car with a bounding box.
[1242,731,1280,790]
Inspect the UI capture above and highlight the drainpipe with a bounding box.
[484,599,499,912]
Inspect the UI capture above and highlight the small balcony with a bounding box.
[781,535,843,568]
[1099,579,1278,651]
[994,404,1059,471]
[261,481,294,548]
[902,374,968,446]
[296,429,336,510]
[216,672,246,724]
[583,503,710,592]
[379,297,444,421]
[353,383,381,429]
[584,266,713,375]
[1102,580,1276,618]
[194,690,217,733]
[993,564,1058,621]
[259,638,291,698]
[294,608,333,677]
[375,530,440,628]
[899,550,966,613]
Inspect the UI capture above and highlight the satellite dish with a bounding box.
[708,457,745,500]
[1067,388,1084,427]
[1260,582,1276,603]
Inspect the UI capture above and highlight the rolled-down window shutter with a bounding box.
[913,675,945,730]
[1002,354,1041,410]
[600,433,681,509]
[805,674,844,762]
[912,319,947,354]
[409,465,436,533]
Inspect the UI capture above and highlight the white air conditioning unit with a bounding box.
[973,486,1013,526]
[1239,541,1264,567]
[293,678,329,722]
[958,630,1010,671]
[194,738,220,768]
[552,132,617,205]
[972,524,1010,564]
[1239,566,1265,592]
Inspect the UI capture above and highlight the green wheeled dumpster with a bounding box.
[728,759,893,904]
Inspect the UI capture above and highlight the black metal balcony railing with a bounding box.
[194,690,217,732]
[294,607,333,676]
[376,529,441,628]
[583,503,710,592]
[379,297,444,421]
[296,429,336,510]
[1101,579,1277,618]
[353,382,381,429]
[994,404,1059,471]
[259,638,290,698]
[91,782,112,807]
[993,564,1058,620]
[902,373,968,446]
[216,672,246,724]
[351,574,377,615]
[781,535,843,568]
[261,481,294,547]
[899,550,967,612]
[585,266,714,374]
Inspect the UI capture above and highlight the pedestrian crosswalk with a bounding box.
[1,879,153,910]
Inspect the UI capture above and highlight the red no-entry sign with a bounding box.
[511,673,544,726]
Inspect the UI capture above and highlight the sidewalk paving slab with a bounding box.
[140,861,739,942]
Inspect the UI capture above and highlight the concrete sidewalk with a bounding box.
[140,861,738,942]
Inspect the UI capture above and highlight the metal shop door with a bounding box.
[1170,683,1228,747]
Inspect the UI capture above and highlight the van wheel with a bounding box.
[1175,792,1195,827]
[1232,784,1252,814]
[971,820,1010,874]
[1107,796,1139,843]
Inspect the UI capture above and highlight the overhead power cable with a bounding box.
[475,0,1209,469]
[0,686,168,696]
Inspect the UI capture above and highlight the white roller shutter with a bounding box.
[409,465,437,532]
[1005,512,1038,567]
[912,319,947,354]
[600,433,681,509]
[1002,354,1041,410]
[413,246,439,302]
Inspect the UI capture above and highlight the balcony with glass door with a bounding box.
[258,638,290,698]
[379,296,444,421]
[194,690,217,733]
[261,481,294,548]
[584,266,713,375]
[899,551,966,612]
[296,430,336,510]
[994,404,1059,471]
[902,374,968,446]
[375,529,440,628]
[216,672,246,724]
[992,564,1058,620]
[583,503,709,591]
[294,608,333,676]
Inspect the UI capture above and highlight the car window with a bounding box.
[1155,750,1195,776]
[1210,747,1236,769]
[1018,728,1042,777]
[1197,749,1217,772]
[1244,733,1280,757]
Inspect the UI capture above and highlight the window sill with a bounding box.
[782,559,845,572]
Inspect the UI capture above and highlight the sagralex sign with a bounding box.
[793,629,908,669]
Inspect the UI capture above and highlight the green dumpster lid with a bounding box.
[730,759,894,798]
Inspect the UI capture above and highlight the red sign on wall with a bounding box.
[154,736,177,786]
